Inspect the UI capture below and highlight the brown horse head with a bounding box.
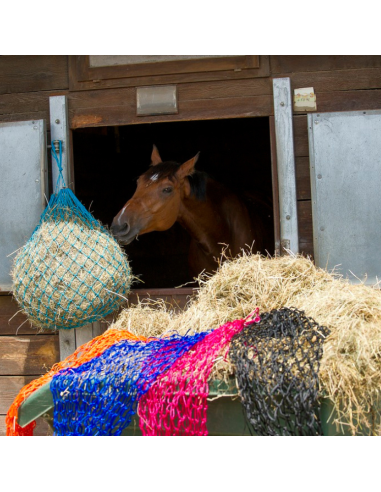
[111,146,200,245]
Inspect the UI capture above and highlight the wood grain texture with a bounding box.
[293,115,309,157]
[81,55,259,80]
[298,200,313,256]
[0,91,49,116]
[69,94,273,129]
[0,111,48,126]
[296,157,311,200]
[69,55,270,91]
[58,329,76,362]
[68,78,273,112]
[0,297,53,335]
[314,89,381,113]
[0,376,36,413]
[280,67,381,94]
[0,296,23,316]
[0,56,68,95]
[0,336,59,376]
[0,313,55,336]
[0,91,67,132]
[270,55,381,74]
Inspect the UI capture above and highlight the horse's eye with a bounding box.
[162,187,173,194]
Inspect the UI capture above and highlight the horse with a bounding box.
[111,146,273,276]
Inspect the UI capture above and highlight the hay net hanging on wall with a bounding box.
[11,142,131,331]
[139,309,260,436]
[51,331,208,436]
[230,307,330,436]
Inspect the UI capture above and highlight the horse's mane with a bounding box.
[143,161,207,201]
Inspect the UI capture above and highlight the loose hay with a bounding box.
[112,252,381,435]
[12,219,132,330]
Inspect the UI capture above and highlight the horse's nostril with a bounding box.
[111,222,130,236]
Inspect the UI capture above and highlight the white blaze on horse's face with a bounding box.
[117,204,129,225]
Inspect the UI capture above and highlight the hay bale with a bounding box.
[12,219,131,330]
[112,252,381,434]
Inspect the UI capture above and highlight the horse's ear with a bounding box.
[176,153,200,180]
[151,145,162,166]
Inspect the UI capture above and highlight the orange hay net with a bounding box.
[6,328,147,436]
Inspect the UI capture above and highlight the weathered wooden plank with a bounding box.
[59,330,76,362]
[0,376,37,413]
[75,324,93,349]
[92,321,106,338]
[84,55,260,80]
[314,89,381,113]
[0,414,52,436]
[273,78,299,254]
[0,111,49,128]
[0,56,69,95]
[180,77,273,100]
[293,115,309,157]
[298,200,313,251]
[0,296,22,316]
[270,55,381,74]
[69,94,274,129]
[0,336,59,375]
[281,67,381,94]
[299,241,314,258]
[291,90,381,118]
[295,156,311,200]
[0,90,66,117]
[69,55,270,92]
[0,313,54,336]
[68,78,272,113]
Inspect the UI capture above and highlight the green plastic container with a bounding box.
[17,378,379,436]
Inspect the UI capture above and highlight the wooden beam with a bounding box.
[0,376,37,413]
[0,336,59,375]
[296,156,311,200]
[69,94,273,129]
[0,56,69,95]
[270,55,381,74]
[273,78,299,254]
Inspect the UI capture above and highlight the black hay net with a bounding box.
[230,307,330,436]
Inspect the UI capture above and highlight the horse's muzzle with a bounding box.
[111,222,138,245]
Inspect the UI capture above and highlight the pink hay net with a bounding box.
[138,309,260,436]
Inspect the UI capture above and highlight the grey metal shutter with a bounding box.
[308,110,381,284]
[0,120,47,291]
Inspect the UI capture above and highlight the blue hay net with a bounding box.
[12,142,131,331]
[51,331,208,436]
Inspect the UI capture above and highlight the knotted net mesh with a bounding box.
[51,332,208,436]
[230,307,330,436]
[6,328,147,436]
[138,309,260,436]
[12,150,131,331]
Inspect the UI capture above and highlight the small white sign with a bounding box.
[294,87,317,111]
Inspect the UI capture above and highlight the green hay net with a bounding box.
[12,142,131,331]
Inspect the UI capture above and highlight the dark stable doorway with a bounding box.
[73,117,274,288]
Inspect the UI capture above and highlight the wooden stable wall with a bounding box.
[0,295,59,435]
[1,55,381,435]
[0,56,68,435]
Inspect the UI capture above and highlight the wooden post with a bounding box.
[272,78,299,254]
